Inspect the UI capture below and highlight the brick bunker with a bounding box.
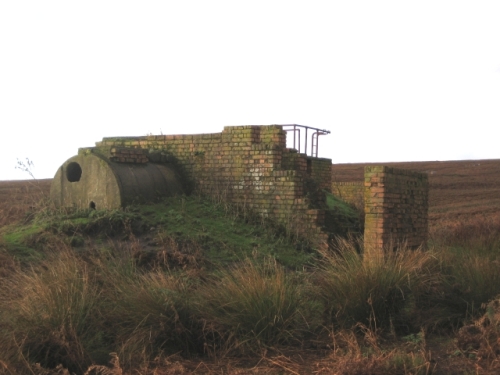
[51,124,429,253]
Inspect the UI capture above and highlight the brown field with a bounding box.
[332,159,500,227]
[0,179,52,227]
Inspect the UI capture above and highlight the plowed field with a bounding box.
[332,159,500,227]
[0,179,52,227]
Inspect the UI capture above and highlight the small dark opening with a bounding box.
[66,162,82,182]
[89,201,96,210]
[306,159,312,176]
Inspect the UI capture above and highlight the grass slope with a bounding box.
[0,195,316,269]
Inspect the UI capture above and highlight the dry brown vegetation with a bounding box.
[1,159,500,374]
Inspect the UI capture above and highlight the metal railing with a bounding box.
[281,124,331,157]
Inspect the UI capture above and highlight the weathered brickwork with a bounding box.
[110,147,148,164]
[92,125,331,244]
[363,166,429,255]
[309,158,333,192]
[331,182,364,211]
[67,125,429,254]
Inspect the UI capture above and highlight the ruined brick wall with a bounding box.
[363,166,429,255]
[93,125,330,242]
[331,182,364,211]
[74,125,429,252]
[309,158,333,193]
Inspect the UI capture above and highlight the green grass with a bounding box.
[134,196,316,267]
[324,192,363,237]
[325,191,360,218]
[1,225,48,262]
[1,195,316,268]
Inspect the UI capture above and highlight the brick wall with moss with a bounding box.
[363,166,428,255]
[331,182,364,211]
[309,158,333,192]
[91,125,330,243]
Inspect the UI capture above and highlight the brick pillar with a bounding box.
[364,166,429,260]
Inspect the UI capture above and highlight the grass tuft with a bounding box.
[0,248,105,373]
[196,257,317,354]
[316,237,437,330]
[99,258,201,366]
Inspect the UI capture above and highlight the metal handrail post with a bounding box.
[281,124,330,158]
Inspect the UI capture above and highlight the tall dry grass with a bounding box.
[97,255,201,367]
[0,248,105,373]
[454,296,500,373]
[316,237,438,331]
[426,215,500,323]
[318,326,432,375]
[195,257,319,354]
[0,243,203,374]
[430,213,500,251]
[436,248,500,318]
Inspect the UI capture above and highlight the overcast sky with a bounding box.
[1,1,499,180]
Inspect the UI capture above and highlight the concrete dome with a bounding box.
[50,152,183,210]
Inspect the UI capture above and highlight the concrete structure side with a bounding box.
[51,152,183,210]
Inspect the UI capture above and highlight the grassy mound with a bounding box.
[0,195,316,269]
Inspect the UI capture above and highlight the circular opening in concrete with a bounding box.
[89,201,96,210]
[66,162,82,182]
